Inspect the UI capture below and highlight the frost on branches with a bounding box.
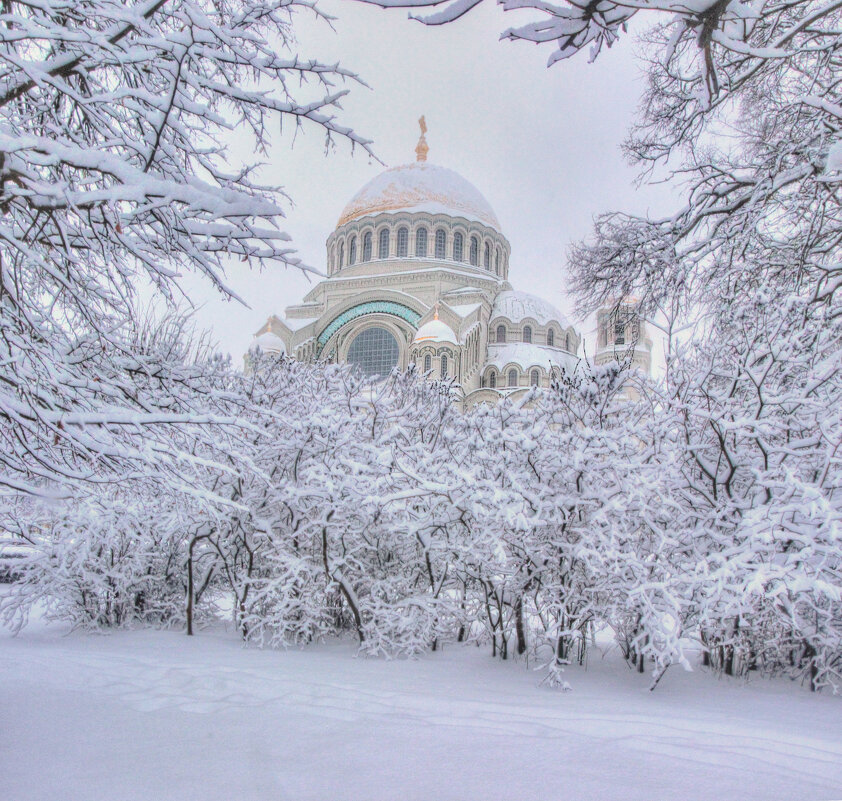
[6,350,838,692]
[0,0,370,502]
[360,0,842,690]
[1,0,839,697]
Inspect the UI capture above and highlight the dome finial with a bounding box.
[415,116,429,162]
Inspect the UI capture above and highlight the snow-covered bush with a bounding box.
[2,495,187,632]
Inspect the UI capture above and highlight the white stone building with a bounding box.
[594,299,653,374]
[251,128,583,406]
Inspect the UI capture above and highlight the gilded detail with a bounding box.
[336,164,500,229]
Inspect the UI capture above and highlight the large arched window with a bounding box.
[441,354,448,377]
[435,228,446,259]
[378,228,390,259]
[530,369,540,386]
[362,231,372,262]
[416,227,428,257]
[424,354,431,373]
[338,241,344,271]
[523,326,532,344]
[565,332,570,351]
[347,327,399,378]
[547,328,554,347]
[496,324,506,344]
[349,235,357,265]
[508,369,518,387]
[489,371,497,389]
[470,236,479,266]
[397,226,408,257]
[495,248,500,275]
[453,232,464,262]
[484,242,491,269]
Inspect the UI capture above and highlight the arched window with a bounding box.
[362,231,372,262]
[547,328,554,347]
[338,241,344,270]
[416,227,428,257]
[523,326,532,344]
[349,235,357,265]
[496,324,506,344]
[453,232,464,262]
[397,226,408,257]
[483,242,491,269]
[441,354,448,377]
[489,371,497,389]
[424,354,431,373]
[470,235,479,266]
[495,248,500,275]
[378,228,390,259]
[508,369,518,387]
[435,228,446,259]
[565,332,570,351]
[346,327,399,379]
[530,369,540,386]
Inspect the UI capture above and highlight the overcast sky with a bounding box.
[180,0,673,362]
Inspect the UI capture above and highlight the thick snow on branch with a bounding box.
[0,0,372,500]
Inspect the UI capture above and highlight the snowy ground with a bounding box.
[2,618,841,801]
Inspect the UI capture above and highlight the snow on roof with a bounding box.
[251,331,286,354]
[492,290,569,327]
[280,316,316,333]
[337,162,501,231]
[448,303,481,318]
[413,317,458,345]
[487,342,577,372]
[325,265,500,286]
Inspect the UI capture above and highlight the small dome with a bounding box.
[492,290,569,327]
[252,330,286,354]
[338,162,500,232]
[413,316,457,346]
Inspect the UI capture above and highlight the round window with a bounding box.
[346,326,399,378]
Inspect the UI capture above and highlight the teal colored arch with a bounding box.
[317,301,422,349]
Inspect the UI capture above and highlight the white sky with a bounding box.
[179,0,673,362]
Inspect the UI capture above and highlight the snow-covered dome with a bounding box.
[337,162,501,232]
[492,290,569,327]
[251,330,286,354]
[413,316,458,345]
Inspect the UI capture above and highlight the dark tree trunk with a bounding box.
[514,595,526,656]
[804,643,818,692]
[186,554,194,636]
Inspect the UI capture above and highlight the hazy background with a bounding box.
[179,0,673,362]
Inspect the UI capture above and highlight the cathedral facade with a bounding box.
[252,128,583,406]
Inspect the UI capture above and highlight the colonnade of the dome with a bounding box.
[326,213,510,279]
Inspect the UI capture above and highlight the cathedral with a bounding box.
[251,122,639,406]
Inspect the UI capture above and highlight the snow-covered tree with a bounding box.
[367,0,842,691]
[0,0,370,502]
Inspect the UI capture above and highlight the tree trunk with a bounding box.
[514,595,526,656]
[186,551,194,636]
[186,536,197,636]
